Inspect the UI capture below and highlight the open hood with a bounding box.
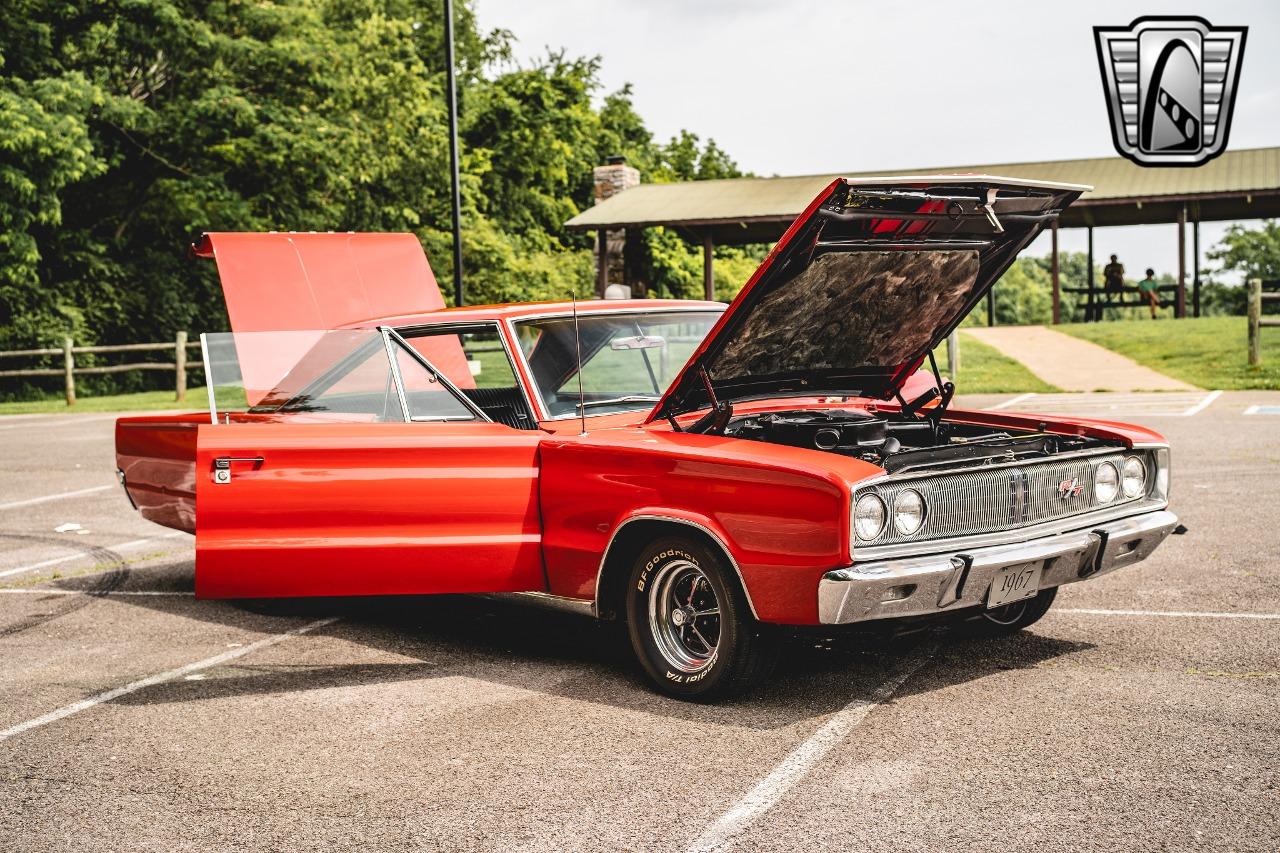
[193,231,445,332]
[193,232,447,405]
[648,175,1087,422]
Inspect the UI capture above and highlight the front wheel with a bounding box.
[625,536,778,701]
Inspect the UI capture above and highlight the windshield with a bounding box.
[514,310,721,418]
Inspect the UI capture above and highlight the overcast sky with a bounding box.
[475,0,1280,282]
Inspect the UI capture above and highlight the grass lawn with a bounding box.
[1057,316,1280,391]
[0,389,208,416]
[934,332,1059,395]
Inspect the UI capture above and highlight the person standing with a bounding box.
[1103,254,1126,294]
[1137,268,1161,319]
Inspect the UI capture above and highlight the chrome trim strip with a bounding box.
[507,307,726,423]
[115,468,138,511]
[199,333,217,425]
[486,591,596,617]
[594,514,760,619]
[503,316,551,421]
[380,327,413,421]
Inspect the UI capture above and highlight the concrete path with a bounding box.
[965,325,1196,392]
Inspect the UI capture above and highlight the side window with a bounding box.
[404,326,536,429]
[268,334,404,422]
[393,345,478,422]
[312,345,402,419]
[406,327,519,389]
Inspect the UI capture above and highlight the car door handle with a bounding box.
[212,456,264,484]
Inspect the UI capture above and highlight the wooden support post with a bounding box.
[595,228,608,298]
[986,288,994,326]
[946,330,960,377]
[703,234,715,302]
[1086,226,1095,322]
[62,337,75,406]
[175,331,188,402]
[1192,220,1201,318]
[1051,220,1061,325]
[1176,206,1187,318]
[1248,278,1262,367]
[623,229,645,298]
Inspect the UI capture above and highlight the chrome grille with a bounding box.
[857,453,1140,546]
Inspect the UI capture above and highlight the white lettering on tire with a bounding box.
[635,548,697,593]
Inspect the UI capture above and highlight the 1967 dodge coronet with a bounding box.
[116,175,1177,699]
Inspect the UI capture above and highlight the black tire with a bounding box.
[625,536,778,701]
[963,587,1058,638]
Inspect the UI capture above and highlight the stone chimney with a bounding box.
[592,156,641,298]
[593,154,640,203]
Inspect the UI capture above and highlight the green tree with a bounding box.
[464,52,607,243]
[0,68,105,344]
[1208,220,1280,281]
[0,0,754,401]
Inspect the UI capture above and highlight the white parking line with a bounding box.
[686,647,935,853]
[1058,607,1280,620]
[983,390,1222,418]
[0,414,121,431]
[0,484,114,511]
[0,532,188,579]
[0,617,338,743]
[0,588,193,597]
[984,392,1037,411]
[1179,389,1222,417]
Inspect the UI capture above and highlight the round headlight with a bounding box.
[1094,461,1119,503]
[1122,456,1146,498]
[892,489,926,536]
[854,493,887,541]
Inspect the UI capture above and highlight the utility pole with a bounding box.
[444,0,464,306]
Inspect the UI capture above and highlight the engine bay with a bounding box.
[719,408,1120,474]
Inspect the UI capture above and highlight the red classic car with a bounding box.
[116,175,1177,700]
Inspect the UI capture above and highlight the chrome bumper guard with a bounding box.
[818,509,1178,625]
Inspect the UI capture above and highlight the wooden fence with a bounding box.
[0,332,201,406]
[1248,278,1280,367]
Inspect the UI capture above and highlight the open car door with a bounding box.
[194,328,543,599]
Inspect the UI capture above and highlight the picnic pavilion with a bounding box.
[565,146,1280,323]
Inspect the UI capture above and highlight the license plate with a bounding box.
[987,563,1042,608]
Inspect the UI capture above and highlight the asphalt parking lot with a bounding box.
[2,392,1278,852]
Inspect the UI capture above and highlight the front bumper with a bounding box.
[818,509,1178,625]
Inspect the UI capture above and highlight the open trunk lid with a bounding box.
[193,231,445,332]
[193,231,447,405]
[648,175,1087,422]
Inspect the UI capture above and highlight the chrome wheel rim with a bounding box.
[647,559,721,673]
